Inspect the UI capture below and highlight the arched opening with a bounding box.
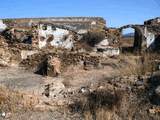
[120,26,144,53]
[121,28,135,49]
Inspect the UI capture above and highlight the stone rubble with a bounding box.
[0,17,159,120]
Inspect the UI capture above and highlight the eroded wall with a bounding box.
[0,17,159,55]
[38,24,74,49]
[119,21,160,52]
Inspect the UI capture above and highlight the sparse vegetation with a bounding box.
[83,30,105,47]
[0,16,160,120]
[118,53,158,76]
[69,89,123,120]
[0,86,23,112]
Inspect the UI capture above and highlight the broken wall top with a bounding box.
[146,25,160,34]
[144,17,160,26]
[144,17,160,34]
[2,17,106,32]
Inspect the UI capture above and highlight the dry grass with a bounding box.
[84,108,115,120]
[69,89,123,120]
[120,37,134,47]
[118,53,158,76]
[0,86,23,112]
[0,86,39,113]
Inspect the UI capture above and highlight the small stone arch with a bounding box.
[119,25,145,52]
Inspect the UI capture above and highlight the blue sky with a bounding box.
[0,0,159,27]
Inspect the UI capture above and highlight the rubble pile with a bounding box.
[105,28,121,46]
[34,74,160,120]
[1,28,33,44]
[0,36,11,66]
[0,35,8,48]
[0,17,123,56]
[20,50,102,76]
[0,17,159,119]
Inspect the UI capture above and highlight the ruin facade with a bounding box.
[0,17,159,56]
[0,17,160,119]
[119,17,160,52]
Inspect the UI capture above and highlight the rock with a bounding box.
[34,104,50,111]
[0,48,11,67]
[149,109,156,114]
[0,20,7,32]
[22,94,40,107]
[21,50,38,59]
[47,57,61,77]
[57,100,67,106]
[80,87,90,94]
[43,81,65,99]
[95,39,109,48]
[149,108,160,114]
[1,112,6,118]
[155,86,160,97]
[5,112,12,119]
[135,80,144,86]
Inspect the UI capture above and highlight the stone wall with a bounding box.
[2,17,106,32]
[20,50,102,76]
[144,17,160,26]
[119,19,160,52]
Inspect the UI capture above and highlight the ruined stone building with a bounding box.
[0,17,159,56]
[144,17,160,50]
[119,17,160,52]
[0,17,107,49]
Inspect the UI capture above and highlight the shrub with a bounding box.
[119,53,158,76]
[83,30,105,47]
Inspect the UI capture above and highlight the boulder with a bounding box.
[0,20,7,32]
[47,57,61,77]
[155,86,160,97]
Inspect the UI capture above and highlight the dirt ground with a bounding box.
[0,53,160,120]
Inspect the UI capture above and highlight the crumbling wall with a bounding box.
[105,28,121,46]
[119,25,147,52]
[143,17,160,51]
[0,38,11,66]
[20,50,102,76]
[0,17,121,56]
[37,23,75,49]
[2,28,33,44]
[144,26,156,48]
[144,17,160,26]
[0,17,106,51]
[77,28,120,56]
[1,17,159,56]
[140,25,160,51]
[0,35,22,66]
[1,17,106,33]
[93,28,120,56]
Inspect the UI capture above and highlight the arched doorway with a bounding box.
[119,25,144,53]
[121,28,135,51]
